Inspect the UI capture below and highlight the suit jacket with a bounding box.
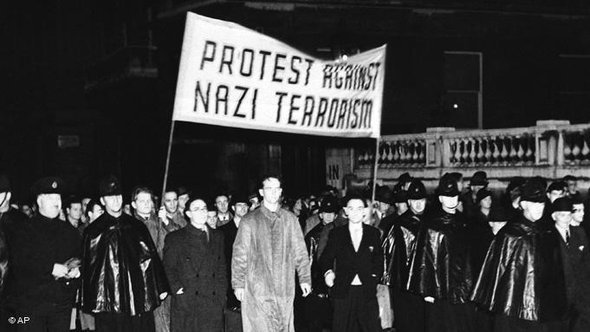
[219,219,239,307]
[557,225,590,309]
[163,224,227,302]
[320,223,383,299]
[164,224,227,331]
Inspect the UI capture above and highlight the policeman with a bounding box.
[407,174,474,332]
[6,177,81,331]
[383,179,428,332]
[80,175,169,332]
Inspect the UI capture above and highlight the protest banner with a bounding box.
[172,12,386,138]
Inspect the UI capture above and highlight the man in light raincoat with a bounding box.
[232,175,311,332]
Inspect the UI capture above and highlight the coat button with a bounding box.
[196,274,199,278]
[212,273,215,277]
[212,291,216,295]
[195,291,199,295]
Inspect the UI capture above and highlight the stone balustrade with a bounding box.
[344,120,590,190]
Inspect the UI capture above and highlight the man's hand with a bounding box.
[234,288,244,302]
[52,263,69,279]
[176,288,184,295]
[66,267,81,279]
[424,296,435,303]
[158,207,169,225]
[160,292,168,300]
[300,283,311,297]
[324,270,335,288]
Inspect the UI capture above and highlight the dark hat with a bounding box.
[320,196,340,213]
[448,172,464,182]
[571,194,584,205]
[488,206,510,222]
[563,175,577,182]
[98,175,122,197]
[232,193,249,204]
[476,189,493,203]
[392,188,408,203]
[547,181,566,193]
[407,179,427,200]
[31,176,65,197]
[177,186,190,196]
[470,171,489,186]
[551,197,573,213]
[398,172,412,184]
[375,185,394,204]
[437,174,459,197]
[0,174,10,193]
[506,177,526,195]
[521,178,546,203]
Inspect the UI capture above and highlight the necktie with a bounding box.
[566,229,570,246]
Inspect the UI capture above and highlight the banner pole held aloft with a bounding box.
[371,136,380,203]
[161,119,177,203]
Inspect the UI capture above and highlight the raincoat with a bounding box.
[231,205,311,332]
[80,212,170,315]
[407,209,473,303]
[471,216,568,322]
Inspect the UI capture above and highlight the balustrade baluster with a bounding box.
[418,141,426,163]
[392,142,400,165]
[459,139,467,165]
[467,139,475,165]
[564,135,573,164]
[405,141,412,166]
[499,137,508,164]
[582,134,590,163]
[476,138,484,164]
[386,142,394,166]
[411,142,418,165]
[484,138,492,164]
[450,140,457,165]
[492,138,500,164]
[572,134,582,164]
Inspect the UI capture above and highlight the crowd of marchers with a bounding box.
[0,171,589,332]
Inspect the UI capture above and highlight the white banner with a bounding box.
[173,13,386,138]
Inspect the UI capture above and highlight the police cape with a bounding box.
[80,212,170,315]
[471,216,568,322]
[231,205,311,332]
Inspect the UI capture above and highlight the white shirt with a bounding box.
[555,223,571,244]
[349,223,363,285]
